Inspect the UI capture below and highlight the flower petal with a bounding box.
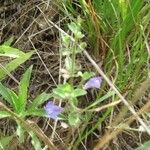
[84,76,102,89]
[44,101,64,120]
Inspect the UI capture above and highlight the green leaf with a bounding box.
[119,0,128,20]
[65,56,73,73]
[18,66,33,113]
[65,56,78,75]
[75,31,84,39]
[0,83,13,105]
[29,131,41,150]
[71,89,87,98]
[0,111,11,119]
[78,42,87,50]
[16,124,24,143]
[68,112,80,126]
[29,92,52,110]
[70,98,78,107]
[0,45,25,58]
[135,140,150,150]
[61,48,71,56]
[87,91,115,109]
[81,71,95,80]
[76,16,82,27]
[0,135,14,149]
[26,108,47,117]
[8,90,19,112]
[53,83,73,99]
[0,51,34,81]
[61,34,71,47]
[67,17,83,39]
[68,22,79,33]
[3,36,14,46]
[0,83,19,111]
[75,42,87,54]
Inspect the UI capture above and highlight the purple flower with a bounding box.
[84,76,102,89]
[44,101,64,120]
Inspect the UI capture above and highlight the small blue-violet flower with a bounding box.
[44,101,64,120]
[84,76,102,89]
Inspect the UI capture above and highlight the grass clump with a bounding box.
[57,0,150,149]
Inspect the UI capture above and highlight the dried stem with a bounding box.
[93,101,150,150]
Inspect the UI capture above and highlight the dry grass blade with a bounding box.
[105,77,150,135]
[132,78,150,103]
[89,100,121,112]
[93,101,150,150]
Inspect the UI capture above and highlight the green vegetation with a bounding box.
[0,1,149,149]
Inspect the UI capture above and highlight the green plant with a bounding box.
[0,135,14,150]
[55,1,150,149]
[43,18,114,128]
[0,37,34,81]
[47,17,94,126]
[0,66,52,149]
[135,140,150,150]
